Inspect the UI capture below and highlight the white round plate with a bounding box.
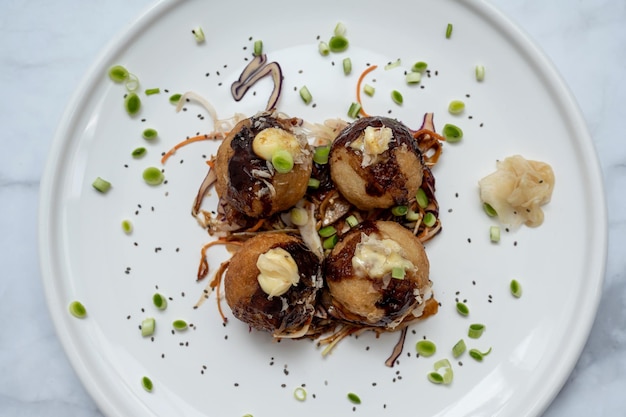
[39,0,607,416]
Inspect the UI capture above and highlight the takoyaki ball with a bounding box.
[324,220,436,330]
[224,233,322,337]
[329,116,424,211]
[215,112,313,218]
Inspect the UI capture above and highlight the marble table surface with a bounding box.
[1,0,624,415]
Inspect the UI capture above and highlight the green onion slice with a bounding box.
[299,86,313,104]
[391,205,408,216]
[307,178,320,189]
[328,35,349,52]
[347,392,361,404]
[293,387,307,401]
[334,22,347,36]
[468,323,485,339]
[253,40,263,56]
[142,128,158,140]
[272,150,294,173]
[428,372,444,384]
[510,279,523,298]
[415,340,436,357]
[142,167,164,186]
[483,202,498,217]
[391,90,403,105]
[475,64,485,81]
[132,147,146,158]
[490,226,501,243]
[347,102,362,119]
[323,235,339,250]
[343,57,352,75]
[124,92,141,116]
[363,84,375,97]
[169,93,182,104]
[448,100,465,115]
[446,23,453,39]
[442,124,463,143]
[192,26,205,43]
[313,145,330,165]
[318,41,330,56]
[318,225,337,238]
[145,88,160,96]
[456,302,469,316]
[423,212,437,227]
[391,267,405,280]
[141,317,155,337]
[452,339,466,358]
[141,376,153,392]
[384,59,401,70]
[121,219,133,234]
[405,72,422,84]
[153,293,167,310]
[412,61,428,73]
[405,208,420,222]
[92,177,111,193]
[290,207,309,226]
[469,347,492,362]
[108,65,129,83]
[172,319,188,331]
[68,301,87,318]
[416,188,429,208]
[345,215,359,228]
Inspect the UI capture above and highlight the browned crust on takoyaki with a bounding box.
[329,116,424,211]
[224,233,321,336]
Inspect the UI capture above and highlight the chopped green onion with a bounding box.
[384,59,401,70]
[469,347,492,362]
[391,267,405,280]
[142,167,164,186]
[456,302,469,316]
[363,84,375,97]
[446,23,453,39]
[423,212,437,227]
[490,226,501,243]
[510,279,523,298]
[347,392,361,404]
[483,202,497,217]
[428,372,444,384]
[242,415,253,417]
[328,35,349,52]
[412,61,428,73]
[323,235,338,250]
[141,376,153,392]
[313,145,330,164]
[124,92,141,116]
[468,323,485,339]
[452,339,466,358]
[307,178,320,189]
[342,57,352,75]
[448,100,465,115]
[272,150,294,174]
[347,102,362,119]
[318,225,337,238]
[391,205,408,216]
[405,72,422,84]
[318,41,330,56]
[121,219,133,234]
[293,387,307,401]
[405,208,420,222]
[290,207,309,226]
[192,26,205,43]
[391,90,403,105]
[108,65,129,83]
[142,128,158,140]
[92,177,111,193]
[145,88,160,96]
[334,22,347,36]
[132,147,147,158]
[68,301,87,318]
[415,340,436,357]
[346,215,359,228]
[169,93,182,104]
[435,358,454,384]
[299,86,313,104]
[253,39,263,56]
[141,317,155,337]
[416,188,429,209]
[475,64,485,82]
[125,73,139,92]
[442,123,463,143]
[152,293,167,310]
[172,319,188,331]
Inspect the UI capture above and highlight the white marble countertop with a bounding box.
[1,0,624,415]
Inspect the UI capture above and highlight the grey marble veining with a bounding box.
[1,0,624,415]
